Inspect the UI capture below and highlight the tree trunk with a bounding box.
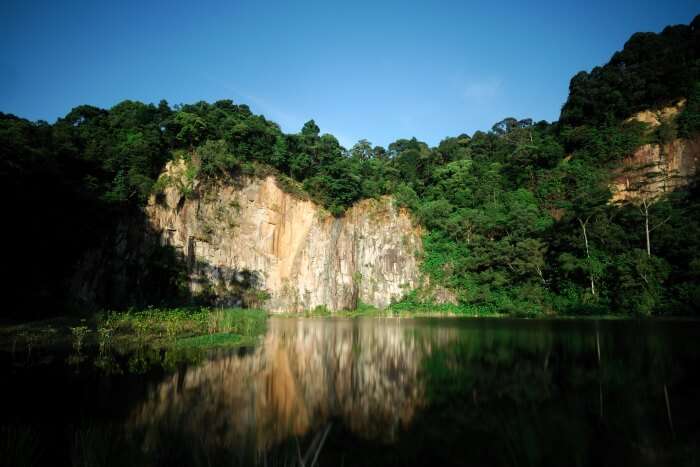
[578,217,595,296]
[643,200,651,257]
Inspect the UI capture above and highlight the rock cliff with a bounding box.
[611,138,699,203]
[612,102,699,203]
[145,161,422,312]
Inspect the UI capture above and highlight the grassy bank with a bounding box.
[102,307,267,347]
[0,307,268,358]
[272,301,697,320]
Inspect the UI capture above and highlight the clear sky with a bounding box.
[1,1,697,148]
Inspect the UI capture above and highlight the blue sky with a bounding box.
[1,1,697,148]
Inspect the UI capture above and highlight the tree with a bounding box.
[350,139,373,160]
[199,139,238,178]
[301,119,320,138]
[559,160,612,296]
[613,249,670,315]
[174,111,208,150]
[677,81,700,137]
[619,169,675,257]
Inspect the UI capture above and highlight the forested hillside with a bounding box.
[1,15,699,318]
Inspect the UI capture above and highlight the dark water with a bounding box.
[2,317,700,467]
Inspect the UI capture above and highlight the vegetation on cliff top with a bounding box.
[1,15,700,318]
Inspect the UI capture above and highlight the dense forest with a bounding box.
[1,15,699,319]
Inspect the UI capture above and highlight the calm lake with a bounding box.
[2,317,700,466]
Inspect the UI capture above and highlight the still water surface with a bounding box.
[3,317,700,466]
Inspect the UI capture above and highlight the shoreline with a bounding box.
[3,307,700,333]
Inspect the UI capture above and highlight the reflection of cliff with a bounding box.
[130,319,454,453]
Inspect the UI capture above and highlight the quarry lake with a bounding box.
[2,316,699,467]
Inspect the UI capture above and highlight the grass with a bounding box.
[388,300,505,317]
[0,307,268,361]
[101,307,266,344]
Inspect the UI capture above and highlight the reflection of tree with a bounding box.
[419,321,696,467]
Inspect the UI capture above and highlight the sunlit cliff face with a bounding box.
[611,138,699,203]
[146,163,423,312]
[612,103,699,204]
[129,319,456,453]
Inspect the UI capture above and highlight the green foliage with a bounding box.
[612,250,670,315]
[174,111,208,148]
[206,308,267,336]
[560,16,700,126]
[388,290,498,316]
[102,307,266,344]
[393,183,419,210]
[655,118,678,145]
[177,156,200,199]
[677,81,700,137]
[559,120,648,165]
[303,157,363,215]
[406,144,554,315]
[198,139,239,178]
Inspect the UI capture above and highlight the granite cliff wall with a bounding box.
[145,161,422,312]
[612,137,699,203]
[612,102,699,203]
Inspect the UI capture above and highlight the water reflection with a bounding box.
[127,318,700,466]
[3,317,699,466]
[130,318,454,452]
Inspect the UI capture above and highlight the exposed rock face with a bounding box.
[612,139,700,202]
[613,103,698,203]
[145,161,422,312]
[624,99,685,128]
[611,137,700,203]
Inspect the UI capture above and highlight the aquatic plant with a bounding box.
[69,325,89,354]
[207,308,267,336]
[97,326,113,354]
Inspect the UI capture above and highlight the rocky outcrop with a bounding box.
[612,137,700,203]
[145,161,422,312]
[612,102,699,203]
